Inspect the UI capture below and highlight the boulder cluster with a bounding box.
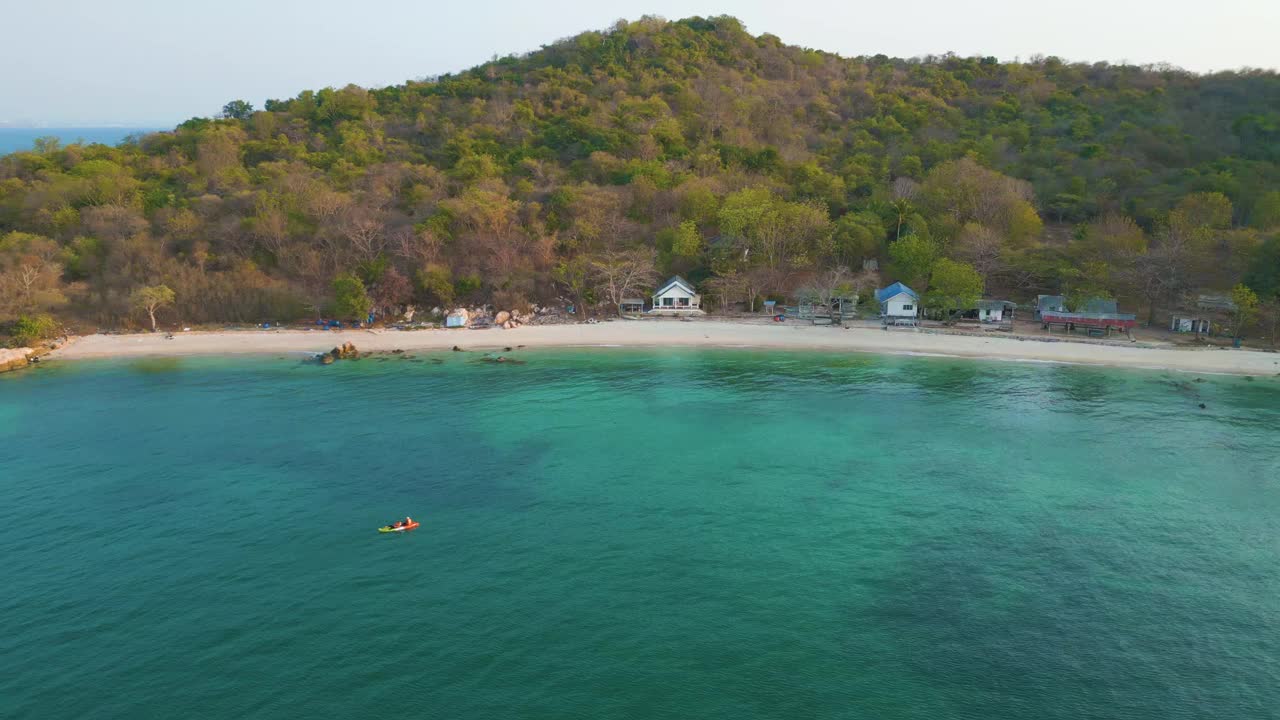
[441,306,546,329]
[319,342,359,364]
[492,309,536,329]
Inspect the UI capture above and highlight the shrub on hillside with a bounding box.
[8,314,58,347]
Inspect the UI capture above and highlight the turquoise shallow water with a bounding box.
[2,350,1278,719]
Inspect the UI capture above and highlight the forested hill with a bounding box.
[3,15,1280,339]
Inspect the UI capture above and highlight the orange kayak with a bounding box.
[378,521,420,533]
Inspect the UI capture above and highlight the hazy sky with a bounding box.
[3,0,1277,126]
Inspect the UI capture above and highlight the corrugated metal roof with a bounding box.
[977,299,1015,310]
[1083,298,1119,314]
[1197,294,1237,312]
[1042,311,1136,322]
[1037,295,1066,311]
[876,282,918,303]
[654,275,696,296]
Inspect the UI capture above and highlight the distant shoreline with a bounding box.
[45,320,1280,376]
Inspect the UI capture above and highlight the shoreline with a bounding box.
[44,321,1280,376]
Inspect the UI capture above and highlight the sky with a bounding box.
[2,0,1278,126]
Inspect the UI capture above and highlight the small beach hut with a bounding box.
[619,298,645,314]
[1171,315,1211,334]
[876,282,919,322]
[977,300,1015,323]
[651,276,701,312]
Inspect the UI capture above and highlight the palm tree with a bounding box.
[890,199,914,242]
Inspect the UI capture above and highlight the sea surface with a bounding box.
[1,350,1278,719]
[0,127,159,154]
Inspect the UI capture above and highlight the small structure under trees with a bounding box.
[1171,315,1211,334]
[619,298,645,314]
[1041,297,1137,337]
[788,267,861,324]
[593,250,660,317]
[975,300,1016,323]
[1035,295,1067,320]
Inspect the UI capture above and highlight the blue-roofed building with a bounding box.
[876,282,919,322]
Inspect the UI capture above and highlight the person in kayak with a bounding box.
[403,516,413,526]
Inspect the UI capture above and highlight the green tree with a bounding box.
[9,314,58,347]
[1076,214,1147,262]
[919,157,1039,241]
[332,274,372,320]
[925,259,984,323]
[1250,191,1280,230]
[831,212,885,267]
[221,100,255,120]
[1229,283,1260,338]
[1063,261,1115,312]
[552,256,595,317]
[888,234,939,289]
[888,199,913,242]
[718,188,831,271]
[670,221,703,258]
[415,264,455,308]
[130,285,176,332]
[1175,192,1233,229]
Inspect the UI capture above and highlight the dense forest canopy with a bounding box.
[3,15,1280,339]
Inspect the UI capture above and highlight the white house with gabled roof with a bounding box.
[876,282,919,320]
[650,276,702,313]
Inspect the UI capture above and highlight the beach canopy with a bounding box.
[875,282,918,303]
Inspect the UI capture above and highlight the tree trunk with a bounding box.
[148,307,158,332]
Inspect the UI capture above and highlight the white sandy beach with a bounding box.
[46,320,1280,376]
